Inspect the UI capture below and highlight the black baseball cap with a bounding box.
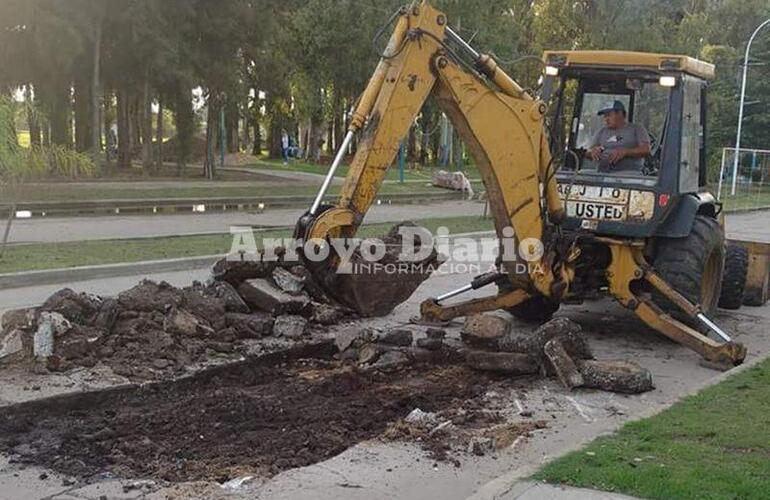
[598,100,626,116]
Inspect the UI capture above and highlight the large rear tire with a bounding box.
[653,215,725,324]
[718,243,749,310]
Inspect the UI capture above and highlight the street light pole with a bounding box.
[731,18,770,196]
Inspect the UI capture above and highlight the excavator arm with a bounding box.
[294,1,745,368]
[296,1,565,311]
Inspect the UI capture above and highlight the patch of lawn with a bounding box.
[535,358,770,500]
[0,216,493,274]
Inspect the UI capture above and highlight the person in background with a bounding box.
[281,130,290,165]
[587,100,651,174]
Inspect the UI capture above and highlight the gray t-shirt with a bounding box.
[589,123,651,172]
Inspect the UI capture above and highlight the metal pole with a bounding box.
[717,147,727,199]
[220,105,226,169]
[731,18,770,196]
[0,204,16,260]
[398,141,406,184]
[310,130,354,215]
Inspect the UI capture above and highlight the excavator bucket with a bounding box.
[730,239,770,306]
[303,223,444,317]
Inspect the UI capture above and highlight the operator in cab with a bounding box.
[586,100,651,174]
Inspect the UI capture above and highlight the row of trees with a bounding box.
[0,0,769,180]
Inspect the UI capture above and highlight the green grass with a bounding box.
[0,215,493,274]
[535,359,770,500]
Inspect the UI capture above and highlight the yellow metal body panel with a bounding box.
[543,50,715,80]
[730,239,770,306]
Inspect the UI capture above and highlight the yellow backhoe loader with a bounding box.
[295,1,770,369]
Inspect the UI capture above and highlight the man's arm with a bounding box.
[586,130,604,161]
[607,125,651,164]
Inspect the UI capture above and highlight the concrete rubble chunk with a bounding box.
[467,437,495,456]
[164,308,214,337]
[272,267,306,295]
[462,314,511,348]
[405,408,438,427]
[498,317,593,367]
[211,258,276,288]
[117,280,183,313]
[578,360,654,394]
[34,312,72,359]
[544,338,584,390]
[40,289,102,324]
[425,328,447,340]
[357,344,383,365]
[373,350,410,370]
[380,329,414,347]
[335,327,380,352]
[225,313,274,338]
[465,350,539,375]
[1,308,37,333]
[91,299,119,332]
[238,279,310,315]
[208,282,250,314]
[0,329,25,363]
[308,302,344,326]
[272,315,308,339]
[417,338,444,351]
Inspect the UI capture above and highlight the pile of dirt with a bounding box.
[0,261,353,380]
[0,348,493,483]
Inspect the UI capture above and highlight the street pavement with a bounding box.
[7,199,483,244]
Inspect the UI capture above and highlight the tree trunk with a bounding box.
[226,100,239,153]
[25,85,41,147]
[141,79,153,171]
[116,87,131,169]
[204,95,219,180]
[252,113,261,156]
[452,128,463,170]
[73,67,92,153]
[49,79,72,148]
[156,98,164,170]
[91,17,102,170]
[408,123,418,163]
[174,85,194,176]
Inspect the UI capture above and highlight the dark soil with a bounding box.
[0,344,491,483]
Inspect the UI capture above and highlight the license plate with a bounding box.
[557,184,655,222]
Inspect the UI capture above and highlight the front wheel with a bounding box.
[653,215,725,325]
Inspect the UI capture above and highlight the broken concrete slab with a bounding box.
[380,329,414,347]
[544,338,584,390]
[498,317,593,367]
[33,312,72,359]
[358,344,383,365]
[272,315,308,340]
[164,308,214,337]
[335,327,380,353]
[578,360,654,394]
[225,312,274,339]
[1,308,36,333]
[211,258,276,288]
[272,267,306,295]
[373,350,410,370]
[238,279,310,315]
[117,281,183,313]
[462,314,511,348]
[465,351,539,376]
[207,281,250,314]
[417,338,444,351]
[0,329,24,364]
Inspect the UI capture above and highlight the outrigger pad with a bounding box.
[308,223,445,317]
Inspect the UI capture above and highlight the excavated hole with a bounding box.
[0,342,493,483]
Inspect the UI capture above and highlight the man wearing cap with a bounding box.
[586,100,651,173]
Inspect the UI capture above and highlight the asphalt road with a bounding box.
[7,199,484,244]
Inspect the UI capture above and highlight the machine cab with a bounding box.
[541,51,714,238]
